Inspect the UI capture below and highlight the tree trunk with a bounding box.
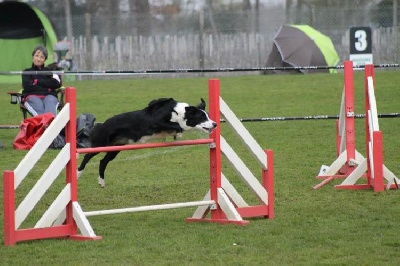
[130,0,151,36]
[64,0,73,52]
[206,0,218,34]
[243,0,251,10]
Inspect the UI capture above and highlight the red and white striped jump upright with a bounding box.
[314,61,399,191]
[3,88,99,246]
[187,79,274,223]
[3,79,274,246]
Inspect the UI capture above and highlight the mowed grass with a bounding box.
[0,71,400,265]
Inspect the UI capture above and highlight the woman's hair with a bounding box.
[32,45,48,60]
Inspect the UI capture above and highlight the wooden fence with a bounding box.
[70,28,399,73]
[72,33,269,72]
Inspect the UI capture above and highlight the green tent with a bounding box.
[0,1,58,83]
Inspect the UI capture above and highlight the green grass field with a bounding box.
[1,71,400,265]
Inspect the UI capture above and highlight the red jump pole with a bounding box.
[3,171,16,246]
[313,61,357,189]
[77,139,214,154]
[265,150,274,219]
[343,60,356,175]
[364,64,373,187]
[64,87,78,235]
[372,131,384,192]
[208,79,224,220]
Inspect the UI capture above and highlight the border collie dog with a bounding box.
[77,98,217,187]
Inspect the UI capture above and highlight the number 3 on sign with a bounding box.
[354,30,367,51]
[350,26,372,54]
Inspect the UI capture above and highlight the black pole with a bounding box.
[220,113,400,123]
[2,63,400,76]
[2,113,399,129]
[0,125,20,129]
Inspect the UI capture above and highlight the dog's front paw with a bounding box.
[77,170,82,179]
[98,176,105,188]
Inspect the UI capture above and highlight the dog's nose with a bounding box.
[212,122,217,128]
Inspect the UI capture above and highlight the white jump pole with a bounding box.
[84,200,216,217]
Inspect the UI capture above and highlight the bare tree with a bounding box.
[243,0,251,10]
[64,0,73,46]
[85,0,119,37]
[129,0,151,36]
[205,0,217,33]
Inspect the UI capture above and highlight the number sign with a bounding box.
[349,26,373,66]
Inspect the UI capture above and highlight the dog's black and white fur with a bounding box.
[77,98,217,187]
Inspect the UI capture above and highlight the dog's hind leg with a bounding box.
[98,151,120,188]
[77,152,100,178]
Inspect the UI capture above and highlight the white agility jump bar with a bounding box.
[84,200,216,217]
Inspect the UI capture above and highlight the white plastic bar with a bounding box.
[338,87,346,153]
[73,202,98,237]
[221,136,268,204]
[219,97,267,169]
[14,104,70,189]
[15,144,71,229]
[367,76,379,131]
[35,184,71,228]
[84,200,216,217]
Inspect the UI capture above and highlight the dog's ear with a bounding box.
[197,98,206,110]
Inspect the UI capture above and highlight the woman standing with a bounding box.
[22,45,62,116]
